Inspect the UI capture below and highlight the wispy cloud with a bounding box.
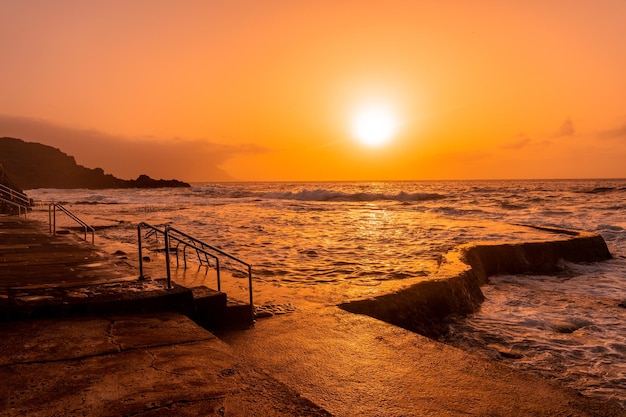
[431,150,490,163]
[0,115,267,181]
[501,134,532,150]
[599,122,626,140]
[553,118,575,138]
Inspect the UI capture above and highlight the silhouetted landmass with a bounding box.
[0,137,190,189]
[0,162,29,214]
[0,163,23,193]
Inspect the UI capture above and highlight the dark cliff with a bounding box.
[0,137,190,189]
[0,163,23,193]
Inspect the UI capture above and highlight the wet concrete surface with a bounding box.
[1,215,624,416]
[0,216,134,287]
[0,313,331,416]
[0,216,194,321]
[0,216,330,416]
[221,302,625,416]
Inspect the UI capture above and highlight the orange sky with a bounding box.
[1,1,625,182]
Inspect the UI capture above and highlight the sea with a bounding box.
[26,179,626,408]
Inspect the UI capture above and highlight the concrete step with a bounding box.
[189,286,253,329]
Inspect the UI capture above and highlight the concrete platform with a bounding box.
[1,215,624,416]
[0,216,238,325]
[222,303,625,416]
[0,312,331,416]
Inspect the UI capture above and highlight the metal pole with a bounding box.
[137,224,144,280]
[216,259,221,292]
[248,265,254,312]
[164,227,172,289]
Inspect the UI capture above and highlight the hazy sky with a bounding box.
[1,1,625,181]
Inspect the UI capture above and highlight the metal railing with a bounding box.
[137,222,254,309]
[48,203,95,244]
[0,184,30,206]
[0,196,28,217]
[137,222,219,290]
[0,184,31,217]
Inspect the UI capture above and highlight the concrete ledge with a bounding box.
[340,229,613,338]
[0,279,193,322]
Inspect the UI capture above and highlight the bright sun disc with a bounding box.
[352,105,398,147]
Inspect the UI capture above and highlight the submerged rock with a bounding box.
[547,318,592,334]
[488,344,524,359]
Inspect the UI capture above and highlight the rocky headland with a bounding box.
[0,137,190,190]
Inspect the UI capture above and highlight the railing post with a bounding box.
[137,224,145,280]
[216,258,221,292]
[248,265,254,312]
[164,226,173,290]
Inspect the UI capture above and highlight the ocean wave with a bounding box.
[500,202,527,210]
[431,206,488,216]
[262,189,446,203]
[583,186,626,194]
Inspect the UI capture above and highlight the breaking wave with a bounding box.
[262,189,446,202]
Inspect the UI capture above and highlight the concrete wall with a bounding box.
[340,231,612,338]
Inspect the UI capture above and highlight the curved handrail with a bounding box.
[137,222,166,283]
[166,225,253,309]
[136,222,253,310]
[48,203,95,244]
[137,222,221,291]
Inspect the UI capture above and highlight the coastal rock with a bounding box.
[126,174,189,188]
[0,137,190,189]
[619,300,626,308]
[0,163,22,192]
[0,163,28,214]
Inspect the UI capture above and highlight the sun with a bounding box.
[351,104,398,147]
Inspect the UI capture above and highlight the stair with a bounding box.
[190,286,253,329]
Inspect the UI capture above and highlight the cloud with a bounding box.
[0,114,267,181]
[553,118,575,138]
[430,150,490,164]
[599,122,626,140]
[500,134,532,150]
